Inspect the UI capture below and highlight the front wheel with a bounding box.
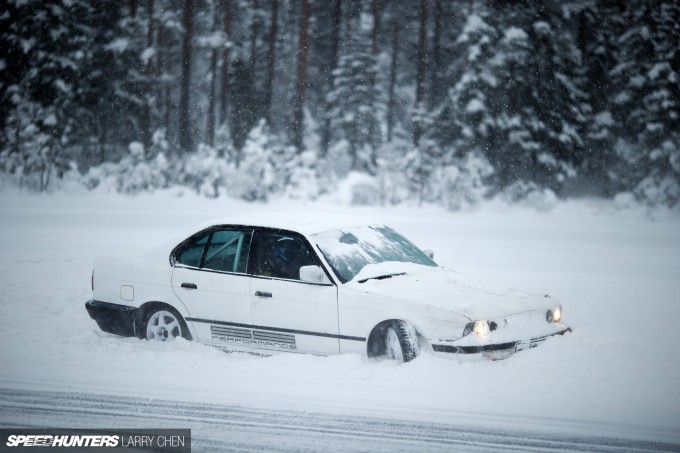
[385,320,420,362]
[144,309,184,342]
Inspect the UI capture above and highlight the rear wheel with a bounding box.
[144,309,183,342]
[384,320,420,362]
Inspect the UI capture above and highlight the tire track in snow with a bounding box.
[0,388,677,452]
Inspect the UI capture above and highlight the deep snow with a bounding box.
[0,189,679,445]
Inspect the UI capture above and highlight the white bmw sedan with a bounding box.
[85,214,570,362]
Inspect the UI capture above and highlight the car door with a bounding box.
[248,229,339,355]
[171,227,254,346]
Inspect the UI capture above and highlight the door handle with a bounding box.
[181,283,198,289]
[254,291,272,298]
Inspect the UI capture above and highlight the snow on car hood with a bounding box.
[346,262,555,320]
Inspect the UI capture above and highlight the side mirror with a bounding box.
[423,249,434,259]
[300,265,331,284]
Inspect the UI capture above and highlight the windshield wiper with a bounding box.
[357,272,406,284]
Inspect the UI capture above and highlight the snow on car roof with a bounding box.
[198,211,377,236]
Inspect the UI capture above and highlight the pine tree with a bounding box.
[0,0,113,190]
[569,1,620,193]
[327,10,383,175]
[443,3,588,193]
[610,0,680,205]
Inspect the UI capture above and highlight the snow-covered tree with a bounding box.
[83,141,171,194]
[611,1,680,206]
[0,0,106,190]
[327,10,383,175]
[180,143,230,198]
[230,120,277,201]
[0,0,677,207]
[443,4,587,193]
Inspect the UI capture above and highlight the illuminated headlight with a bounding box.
[546,306,563,323]
[473,320,489,336]
[463,320,490,337]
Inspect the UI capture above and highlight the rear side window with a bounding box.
[176,233,209,268]
[174,228,253,273]
[203,230,252,273]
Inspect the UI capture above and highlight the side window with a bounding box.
[249,231,319,280]
[202,229,252,273]
[176,232,209,268]
[175,228,252,273]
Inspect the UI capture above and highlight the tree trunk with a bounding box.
[156,25,167,133]
[371,0,380,55]
[264,0,279,124]
[320,0,342,156]
[205,54,217,148]
[205,4,220,147]
[159,26,172,136]
[249,0,260,118]
[219,0,232,126]
[142,0,154,155]
[250,0,260,74]
[387,22,399,142]
[292,0,310,152]
[429,0,441,109]
[179,0,194,152]
[413,0,428,145]
[129,0,137,17]
[367,0,380,168]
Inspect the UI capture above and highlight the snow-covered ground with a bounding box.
[0,189,679,448]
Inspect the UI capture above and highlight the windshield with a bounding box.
[311,225,437,283]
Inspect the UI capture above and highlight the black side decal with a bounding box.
[188,317,366,342]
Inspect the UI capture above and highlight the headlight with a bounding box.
[473,320,489,336]
[463,320,497,337]
[546,306,563,323]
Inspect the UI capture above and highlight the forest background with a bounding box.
[1,0,678,209]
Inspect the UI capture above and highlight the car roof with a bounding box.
[197,211,378,236]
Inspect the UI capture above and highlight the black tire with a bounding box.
[140,305,192,341]
[384,320,420,362]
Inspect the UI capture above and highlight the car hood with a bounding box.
[346,262,555,320]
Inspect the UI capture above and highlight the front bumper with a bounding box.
[85,299,137,337]
[431,327,572,360]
